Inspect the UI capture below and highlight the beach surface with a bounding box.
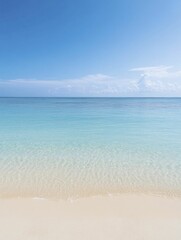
[1,194,181,240]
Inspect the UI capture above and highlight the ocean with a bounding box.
[0,97,181,198]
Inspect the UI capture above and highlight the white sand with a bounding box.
[0,194,181,240]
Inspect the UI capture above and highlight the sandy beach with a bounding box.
[0,194,181,240]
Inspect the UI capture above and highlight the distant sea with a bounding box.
[0,97,181,199]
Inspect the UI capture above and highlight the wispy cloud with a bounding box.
[0,74,133,96]
[0,66,181,96]
[131,66,181,78]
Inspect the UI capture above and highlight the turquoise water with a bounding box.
[0,98,181,198]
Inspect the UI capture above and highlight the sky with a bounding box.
[0,0,181,97]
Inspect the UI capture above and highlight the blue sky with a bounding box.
[0,0,181,96]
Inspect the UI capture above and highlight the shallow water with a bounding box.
[0,97,181,198]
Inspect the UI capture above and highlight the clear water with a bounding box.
[0,98,181,198]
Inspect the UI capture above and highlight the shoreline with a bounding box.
[1,193,181,239]
[1,188,181,200]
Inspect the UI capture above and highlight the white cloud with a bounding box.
[130,66,181,93]
[0,67,181,96]
[0,74,132,96]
